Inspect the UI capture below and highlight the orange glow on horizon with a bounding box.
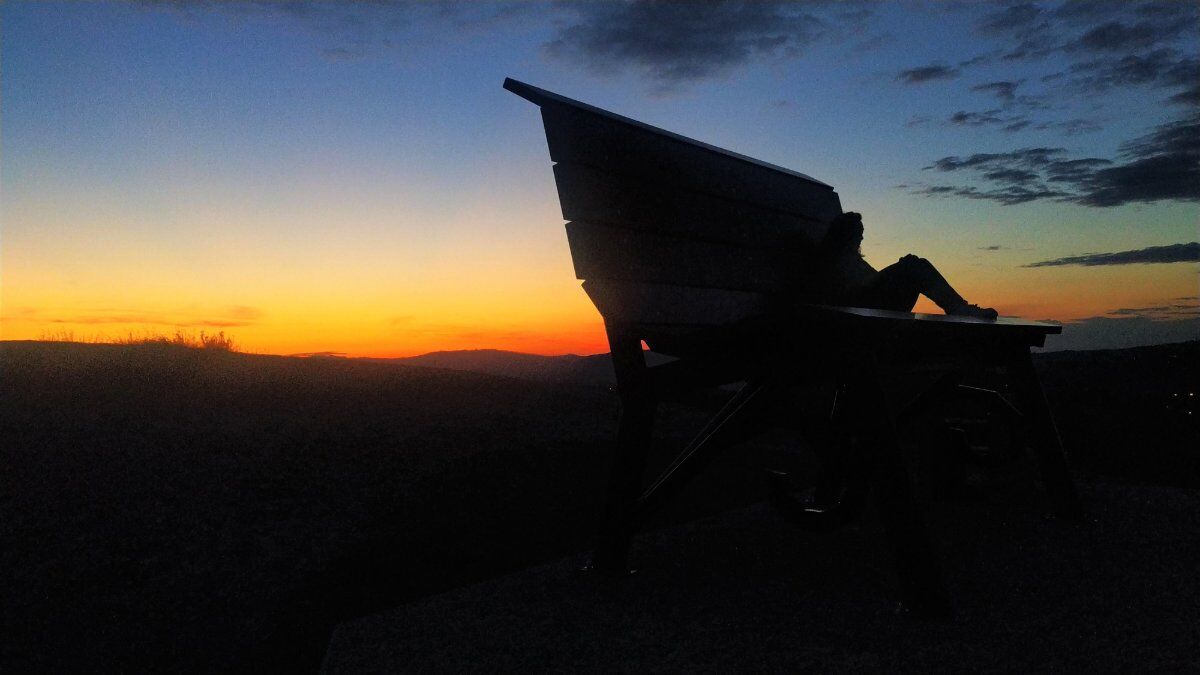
[5,210,1195,358]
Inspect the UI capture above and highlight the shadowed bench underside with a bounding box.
[504,77,1079,616]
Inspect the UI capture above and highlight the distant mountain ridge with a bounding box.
[374,349,618,386]
[375,341,1200,390]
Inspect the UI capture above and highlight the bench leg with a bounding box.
[1007,347,1083,519]
[591,326,656,575]
[851,358,951,618]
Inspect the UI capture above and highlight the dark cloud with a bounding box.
[1068,20,1165,53]
[916,112,1200,207]
[1041,156,1111,180]
[1170,85,1200,107]
[926,147,1067,172]
[1072,113,1200,206]
[1067,49,1200,100]
[542,1,858,92]
[949,110,1006,126]
[133,1,537,60]
[972,80,1021,102]
[911,183,1069,205]
[917,185,958,195]
[979,245,1005,250]
[1023,242,1200,268]
[1052,0,1129,24]
[1136,1,1200,20]
[978,2,1043,35]
[975,1,1058,62]
[1034,118,1102,135]
[958,53,995,68]
[1014,93,1052,110]
[982,167,1039,184]
[897,63,960,84]
[962,0,1199,116]
[990,1,1196,55]
[1111,303,1200,319]
[1109,306,1170,315]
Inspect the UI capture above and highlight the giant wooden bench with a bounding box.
[504,77,1081,616]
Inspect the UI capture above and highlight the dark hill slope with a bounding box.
[0,341,772,672]
[379,349,615,385]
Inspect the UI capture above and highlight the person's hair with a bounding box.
[822,212,863,257]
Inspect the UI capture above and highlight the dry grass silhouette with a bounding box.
[39,328,238,352]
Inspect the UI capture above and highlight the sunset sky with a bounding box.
[3,0,1197,356]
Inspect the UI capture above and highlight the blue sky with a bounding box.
[2,1,1197,354]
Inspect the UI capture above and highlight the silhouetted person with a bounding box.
[810,212,999,320]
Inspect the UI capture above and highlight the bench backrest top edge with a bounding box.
[504,77,833,190]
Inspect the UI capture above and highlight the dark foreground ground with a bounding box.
[1,340,1197,671]
[325,481,1200,672]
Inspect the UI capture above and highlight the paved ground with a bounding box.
[323,479,1199,673]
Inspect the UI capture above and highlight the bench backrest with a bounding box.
[505,78,843,332]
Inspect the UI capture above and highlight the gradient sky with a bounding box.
[2,0,1197,356]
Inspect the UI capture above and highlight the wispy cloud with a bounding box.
[944,109,1033,133]
[1034,118,1102,135]
[132,0,538,60]
[542,1,870,94]
[897,63,960,84]
[914,112,1200,207]
[37,305,266,328]
[1023,242,1200,268]
[914,1,1198,209]
[972,79,1021,102]
[229,305,264,321]
[978,2,1043,36]
[1106,305,1200,317]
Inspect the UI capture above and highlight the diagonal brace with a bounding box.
[622,377,778,530]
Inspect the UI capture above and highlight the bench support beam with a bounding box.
[1007,347,1083,519]
[591,324,656,575]
[850,354,951,617]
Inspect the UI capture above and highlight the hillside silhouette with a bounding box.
[379,348,618,385]
[2,339,1197,671]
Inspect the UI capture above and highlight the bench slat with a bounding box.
[582,280,776,326]
[553,163,826,248]
[507,77,831,186]
[541,105,843,223]
[566,221,802,293]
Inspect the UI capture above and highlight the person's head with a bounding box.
[824,211,864,255]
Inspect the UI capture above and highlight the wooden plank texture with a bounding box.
[553,163,827,248]
[541,105,843,223]
[566,220,801,293]
[505,77,831,187]
[582,280,777,326]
